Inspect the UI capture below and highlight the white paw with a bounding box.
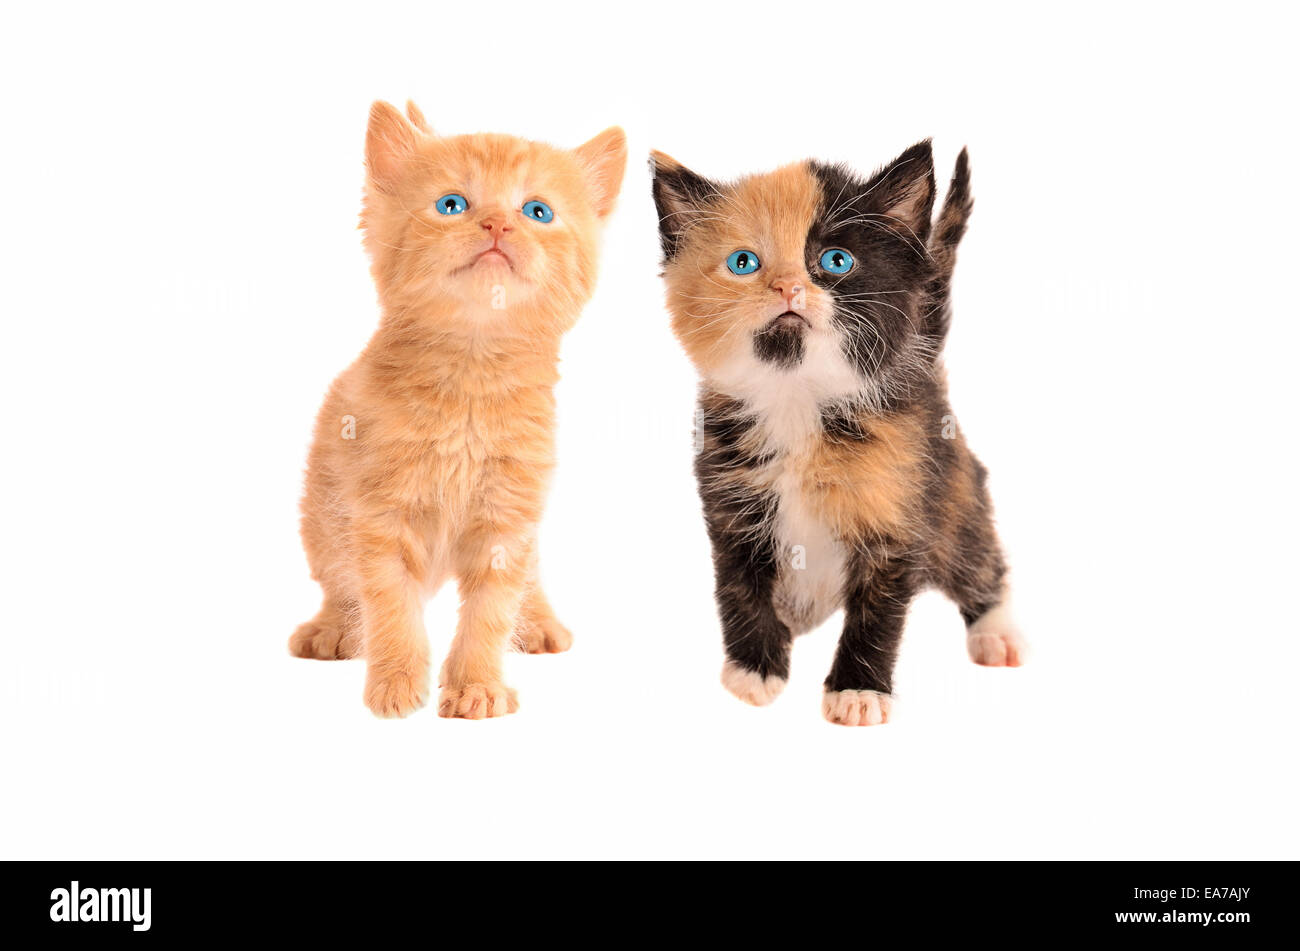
[822,689,893,726]
[967,604,1026,667]
[721,661,786,706]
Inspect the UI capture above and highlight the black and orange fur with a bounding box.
[652,141,1024,726]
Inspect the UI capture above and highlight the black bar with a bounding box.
[4,861,1290,942]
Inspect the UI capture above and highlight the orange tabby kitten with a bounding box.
[291,101,626,719]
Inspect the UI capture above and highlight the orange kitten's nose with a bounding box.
[481,214,513,234]
[770,277,805,309]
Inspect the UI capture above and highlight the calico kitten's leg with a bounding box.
[698,504,790,701]
[515,571,573,654]
[357,551,430,718]
[717,586,792,706]
[438,533,526,719]
[290,594,360,660]
[710,519,792,707]
[823,551,916,726]
[943,515,1025,667]
[694,396,791,705]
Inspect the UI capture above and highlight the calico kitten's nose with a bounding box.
[481,214,513,234]
[770,277,805,309]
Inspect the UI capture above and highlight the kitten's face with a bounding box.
[362,102,626,332]
[652,143,937,405]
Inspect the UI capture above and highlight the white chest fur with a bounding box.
[710,328,861,635]
[769,457,846,635]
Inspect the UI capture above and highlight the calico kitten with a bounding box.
[651,141,1024,726]
[292,101,626,718]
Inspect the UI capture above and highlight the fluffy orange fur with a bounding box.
[291,101,626,718]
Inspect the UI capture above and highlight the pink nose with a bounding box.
[770,277,805,308]
[481,215,512,234]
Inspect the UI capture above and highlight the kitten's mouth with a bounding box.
[770,311,810,329]
[472,247,513,269]
[457,240,515,274]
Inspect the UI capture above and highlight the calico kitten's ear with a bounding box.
[650,152,720,260]
[404,100,433,136]
[365,100,417,193]
[869,140,937,236]
[573,126,628,218]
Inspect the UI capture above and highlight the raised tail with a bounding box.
[921,147,973,343]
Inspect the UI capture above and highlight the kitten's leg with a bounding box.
[357,546,430,718]
[295,451,362,661]
[715,575,792,706]
[942,511,1025,667]
[290,594,360,660]
[823,552,916,726]
[438,533,526,719]
[708,518,792,707]
[515,567,573,654]
[694,425,791,705]
[963,592,1025,667]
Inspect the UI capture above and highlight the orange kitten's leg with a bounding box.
[357,550,429,718]
[290,595,360,660]
[438,542,525,719]
[515,575,573,654]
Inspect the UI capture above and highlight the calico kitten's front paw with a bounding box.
[966,606,1026,667]
[437,682,519,720]
[721,661,787,706]
[967,602,1024,670]
[822,689,893,726]
[967,630,1026,667]
[364,666,429,718]
[517,616,573,654]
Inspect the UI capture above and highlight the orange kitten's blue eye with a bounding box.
[726,250,760,275]
[819,248,854,274]
[436,193,467,215]
[522,200,554,223]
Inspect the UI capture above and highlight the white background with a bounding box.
[2,1,1296,859]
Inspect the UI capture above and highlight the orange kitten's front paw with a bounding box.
[437,683,519,720]
[517,616,573,654]
[364,667,429,718]
[822,689,893,726]
[290,618,346,660]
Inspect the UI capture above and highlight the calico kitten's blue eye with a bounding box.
[436,194,467,215]
[820,248,854,274]
[726,250,761,275]
[522,200,554,223]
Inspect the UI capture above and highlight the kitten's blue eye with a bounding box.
[436,193,467,215]
[522,200,554,223]
[820,248,854,274]
[726,250,761,275]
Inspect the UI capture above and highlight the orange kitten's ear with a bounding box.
[365,100,417,193]
[573,126,628,218]
[404,100,433,135]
